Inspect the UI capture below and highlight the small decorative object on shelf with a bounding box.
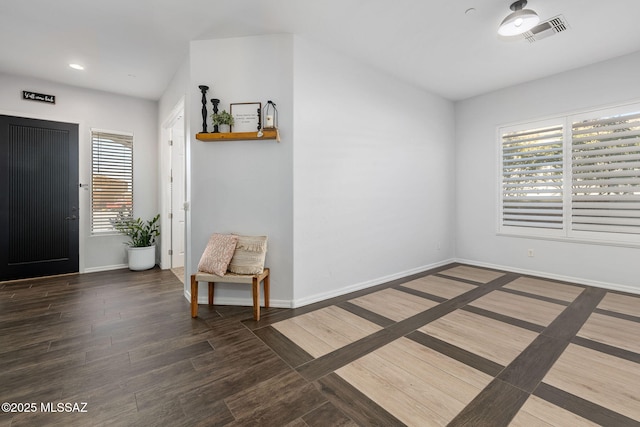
[230,102,262,133]
[198,85,209,133]
[263,100,280,142]
[210,98,220,133]
[263,100,278,129]
[211,110,235,133]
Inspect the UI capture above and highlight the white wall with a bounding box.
[188,35,294,306]
[455,51,640,293]
[159,59,189,123]
[292,37,456,306]
[0,73,158,272]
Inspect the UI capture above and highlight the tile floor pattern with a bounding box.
[263,264,640,426]
[2,263,640,426]
[271,306,383,358]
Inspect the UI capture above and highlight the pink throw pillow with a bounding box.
[197,233,238,276]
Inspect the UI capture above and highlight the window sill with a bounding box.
[497,231,640,249]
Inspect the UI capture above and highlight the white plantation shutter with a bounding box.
[91,130,133,233]
[501,123,565,230]
[571,111,640,235]
[499,103,640,245]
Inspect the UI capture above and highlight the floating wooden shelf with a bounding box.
[196,129,278,141]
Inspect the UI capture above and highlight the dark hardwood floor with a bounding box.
[1,264,639,426]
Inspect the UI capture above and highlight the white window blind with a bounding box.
[91,130,133,233]
[571,111,640,235]
[501,123,564,230]
[500,102,640,245]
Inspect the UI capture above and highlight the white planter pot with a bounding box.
[127,245,156,271]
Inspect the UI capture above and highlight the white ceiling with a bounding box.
[2,0,640,101]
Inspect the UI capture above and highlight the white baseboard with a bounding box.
[182,258,456,309]
[291,258,457,308]
[84,264,128,273]
[455,258,640,295]
[186,257,640,311]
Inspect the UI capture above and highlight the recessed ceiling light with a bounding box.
[69,63,85,70]
[465,8,476,15]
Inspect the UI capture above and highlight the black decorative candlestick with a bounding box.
[211,98,220,133]
[198,85,209,133]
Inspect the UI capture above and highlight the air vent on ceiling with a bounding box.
[523,15,569,43]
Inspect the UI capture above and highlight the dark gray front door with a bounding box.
[0,115,79,281]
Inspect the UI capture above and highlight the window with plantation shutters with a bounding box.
[91,130,133,233]
[571,111,640,235]
[499,102,640,246]
[501,121,565,232]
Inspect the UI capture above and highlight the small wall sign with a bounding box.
[230,102,261,133]
[22,91,55,104]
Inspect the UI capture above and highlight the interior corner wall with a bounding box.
[188,34,294,306]
[291,36,456,307]
[159,59,190,123]
[0,72,158,273]
[455,50,640,293]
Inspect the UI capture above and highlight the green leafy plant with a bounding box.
[113,213,160,247]
[211,110,235,126]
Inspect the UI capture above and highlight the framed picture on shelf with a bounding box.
[230,102,262,132]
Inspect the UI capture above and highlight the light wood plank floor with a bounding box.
[1,263,639,426]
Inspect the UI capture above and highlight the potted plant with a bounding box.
[114,213,160,270]
[211,110,234,133]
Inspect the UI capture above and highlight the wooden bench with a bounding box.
[190,268,270,320]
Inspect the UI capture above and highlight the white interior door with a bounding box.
[170,115,185,268]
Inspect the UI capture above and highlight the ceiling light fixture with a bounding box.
[498,0,540,36]
[69,63,85,70]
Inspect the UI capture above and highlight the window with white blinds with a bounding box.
[499,102,640,245]
[91,130,133,233]
[571,111,640,235]
[501,123,564,231]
